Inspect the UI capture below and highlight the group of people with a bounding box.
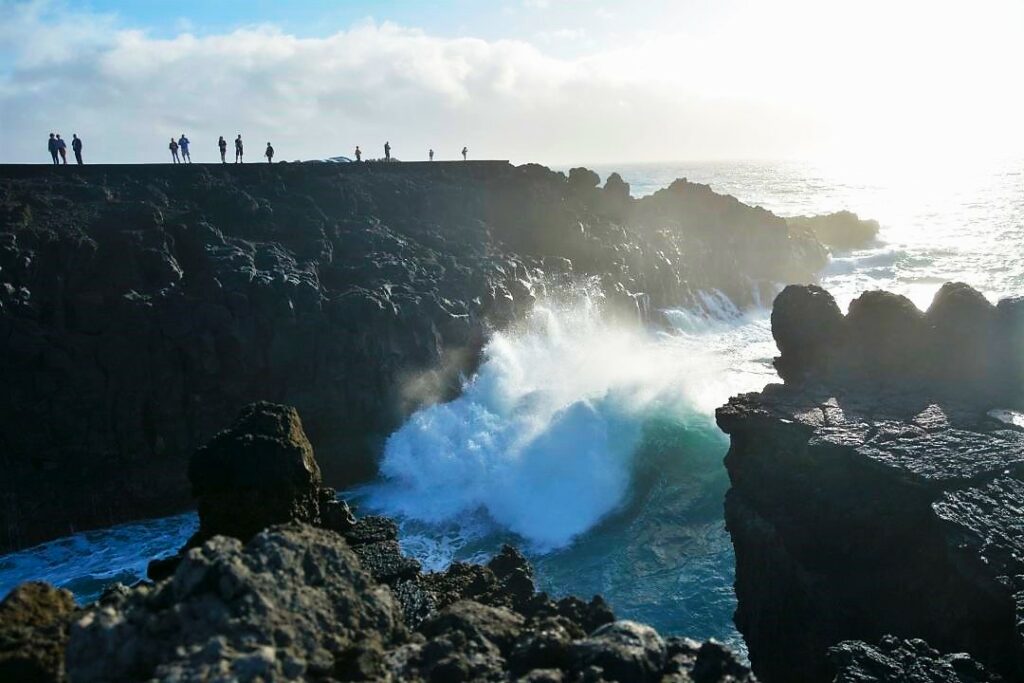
[46,133,469,165]
[173,134,274,164]
[47,133,83,165]
[353,143,468,162]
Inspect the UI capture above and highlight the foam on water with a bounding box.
[0,513,196,604]
[361,287,766,552]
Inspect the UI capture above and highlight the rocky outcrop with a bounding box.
[829,637,1002,682]
[786,210,879,251]
[0,582,75,683]
[0,162,828,551]
[717,283,1024,682]
[5,400,755,682]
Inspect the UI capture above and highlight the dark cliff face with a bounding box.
[717,283,1023,682]
[0,162,826,551]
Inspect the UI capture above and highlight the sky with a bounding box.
[1,0,1023,165]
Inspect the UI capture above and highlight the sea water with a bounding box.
[2,158,1022,653]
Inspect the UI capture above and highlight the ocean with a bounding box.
[2,159,1021,654]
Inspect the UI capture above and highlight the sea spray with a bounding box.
[361,287,776,551]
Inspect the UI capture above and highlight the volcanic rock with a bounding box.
[0,162,829,551]
[786,210,880,251]
[718,283,1024,682]
[0,582,75,683]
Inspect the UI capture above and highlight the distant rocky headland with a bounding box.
[0,161,863,552]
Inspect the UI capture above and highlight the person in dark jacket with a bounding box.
[354,145,362,162]
[47,133,59,164]
[384,141,391,161]
[178,134,191,163]
[462,146,468,161]
[218,136,227,163]
[56,134,67,164]
[235,135,243,163]
[169,138,180,163]
[265,142,274,163]
[72,134,83,164]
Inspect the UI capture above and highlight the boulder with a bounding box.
[569,620,667,682]
[188,401,323,546]
[0,582,75,683]
[770,284,844,382]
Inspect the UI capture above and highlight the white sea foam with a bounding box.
[361,288,773,551]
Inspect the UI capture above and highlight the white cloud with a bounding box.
[1,0,1022,165]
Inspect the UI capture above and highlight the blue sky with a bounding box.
[2,0,1023,164]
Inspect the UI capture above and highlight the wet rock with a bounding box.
[0,582,75,683]
[829,636,1003,682]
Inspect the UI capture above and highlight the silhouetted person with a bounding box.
[169,138,180,163]
[72,134,83,164]
[47,133,59,165]
[57,135,67,164]
[354,146,361,162]
[178,134,191,163]
[384,141,391,162]
[462,146,468,161]
[429,149,434,161]
[265,142,274,163]
[235,135,243,163]
[218,136,227,163]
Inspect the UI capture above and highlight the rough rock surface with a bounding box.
[786,210,880,251]
[64,523,758,682]
[0,581,75,683]
[829,636,1003,682]
[717,283,1024,682]
[0,398,759,681]
[0,162,828,551]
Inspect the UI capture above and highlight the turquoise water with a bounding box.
[2,159,1021,655]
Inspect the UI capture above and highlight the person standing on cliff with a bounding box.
[429,149,434,161]
[354,146,362,162]
[462,146,468,161]
[235,134,244,163]
[169,137,180,163]
[265,142,274,164]
[47,133,59,164]
[72,134,83,165]
[218,136,227,163]
[384,141,391,162]
[178,134,191,163]
[56,134,67,164]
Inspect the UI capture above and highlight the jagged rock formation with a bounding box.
[717,283,1024,682]
[3,400,755,682]
[0,162,827,552]
[829,637,1003,682]
[786,210,879,251]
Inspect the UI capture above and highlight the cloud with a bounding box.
[1,0,1022,165]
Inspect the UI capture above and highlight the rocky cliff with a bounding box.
[717,283,1024,682]
[0,161,827,551]
[1,401,758,683]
